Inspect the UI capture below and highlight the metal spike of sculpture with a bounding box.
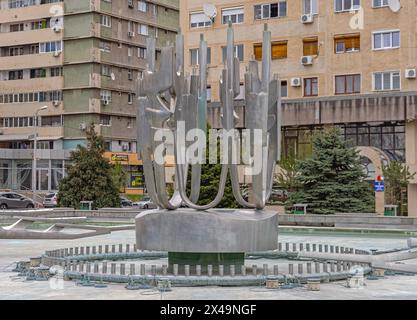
[136,24,281,269]
[137,23,281,210]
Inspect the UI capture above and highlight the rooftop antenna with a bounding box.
[388,0,401,13]
[203,3,217,22]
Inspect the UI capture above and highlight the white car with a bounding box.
[133,197,157,209]
[43,192,58,208]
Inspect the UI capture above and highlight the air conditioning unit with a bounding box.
[291,78,302,87]
[79,123,87,131]
[301,14,314,24]
[128,0,134,8]
[301,56,314,66]
[128,31,135,37]
[102,100,110,106]
[53,26,61,33]
[53,51,61,57]
[52,100,61,107]
[405,69,417,79]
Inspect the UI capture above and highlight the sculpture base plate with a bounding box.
[135,208,278,254]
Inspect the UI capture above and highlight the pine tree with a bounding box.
[288,128,374,215]
[383,161,415,216]
[57,124,120,209]
[186,126,240,208]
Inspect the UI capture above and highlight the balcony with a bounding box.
[0,2,63,24]
[0,52,63,70]
[0,28,62,47]
[0,77,63,93]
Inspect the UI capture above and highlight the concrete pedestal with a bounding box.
[136,208,278,271]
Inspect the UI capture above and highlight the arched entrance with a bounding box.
[356,147,391,215]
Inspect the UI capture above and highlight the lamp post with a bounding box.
[32,106,48,204]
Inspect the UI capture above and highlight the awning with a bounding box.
[0,135,63,142]
[37,136,63,141]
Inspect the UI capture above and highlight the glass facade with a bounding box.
[0,159,66,191]
[282,122,406,162]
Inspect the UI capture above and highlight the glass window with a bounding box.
[304,77,318,97]
[190,12,212,28]
[222,7,244,24]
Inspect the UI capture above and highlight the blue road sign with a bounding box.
[374,181,385,192]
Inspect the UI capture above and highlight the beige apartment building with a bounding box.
[0,0,179,198]
[180,0,417,216]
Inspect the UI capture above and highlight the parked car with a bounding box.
[43,192,58,208]
[133,197,157,210]
[0,192,35,210]
[120,196,133,208]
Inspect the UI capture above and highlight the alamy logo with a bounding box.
[153,122,267,176]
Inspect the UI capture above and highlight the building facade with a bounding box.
[0,0,179,197]
[180,0,417,215]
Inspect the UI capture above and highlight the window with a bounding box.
[222,44,244,63]
[128,93,134,104]
[31,19,49,30]
[30,44,39,54]
[138,0,147,12]
[373,0,388,8]
[138,47,147,59]
[100,115,111,126]
[303,0,318,14]
[9,47,24,56]
[190,47,211,65]
[222,7,244,24]
[190,12,212,28]
[254,2,287,20]
[335,0,360,12]
[128,46,133,56]
[373,71,400,91]
[303,37,318,56]
[102,65,111,77]
[8,70,23,80]
[207,86,212,102]
[138,24,148,35]
[281,80,288,97]
[30,68,46,79]
[50,67,63,77]
[304,77,318,96]
[335,34,360,53]
[39,41,62,53]
[101,15,112,27]
[373,30,400,50]
[254,41,287,60]
[100,90,112,102]
[335,74,361,94]
[10,23,24,32]
[41,116,62,127]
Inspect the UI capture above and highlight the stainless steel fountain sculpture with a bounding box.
[136,24,281,270]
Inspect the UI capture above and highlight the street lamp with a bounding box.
[32,106,49,204]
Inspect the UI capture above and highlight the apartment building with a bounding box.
[0,0,179,196]
[180,0,417,215]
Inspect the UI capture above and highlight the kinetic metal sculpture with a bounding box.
[136,24,281,269]
[137,23,281,211]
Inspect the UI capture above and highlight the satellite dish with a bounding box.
[203,3,217,19]
[388,0,401,13]
[111,73,115,81]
